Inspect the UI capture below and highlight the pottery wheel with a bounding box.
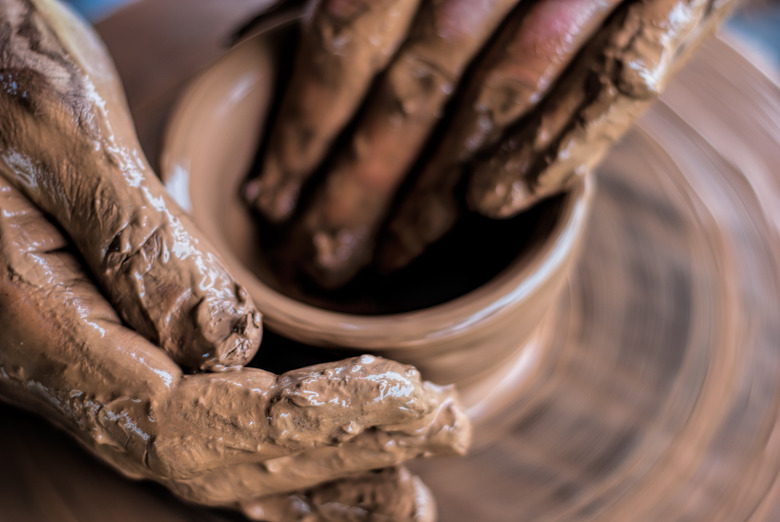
[414,36,780,522]
[0,14,779,522]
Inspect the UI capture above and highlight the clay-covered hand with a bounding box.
[0,170,469,520]
[0,1,470,520]
[245,0,739,286]
[0,0,261,371]
[0,172,469,519]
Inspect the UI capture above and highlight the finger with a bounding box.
[239,467,436,522]
[149,356,469,479]
[246,0,422,222]
[380,0,622,271]
[289,0,523,288]
[467,0,727,218]
[268,363,470,455]
[165,389,467,505]
[266,355,432,438]
[0,0,261,370]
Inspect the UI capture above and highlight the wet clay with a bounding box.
[0,0,471,519]
[468,0,741,218]
[247,0,422,222]
[3,0,780,518]
[0,0,261,371]
[255,0,739,287]
[381,0,621,271]
[287,0,524,288]
[160,31,592,396]
[0,169,469,517]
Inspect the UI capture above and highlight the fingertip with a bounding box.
[468,172,536,219]
[244,166,297,224]
[265,180,299,223]
[447,396,473,456]
[416,381,472,456]
[194,295,263,371]
[303,225,371,289]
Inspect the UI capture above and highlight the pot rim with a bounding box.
[161,27,594,353]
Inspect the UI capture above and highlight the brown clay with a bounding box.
[0,0,261,370]
[246,0,422,222]
[0,1,471,519]
[467,0,741,218]
[4,0,780,521]
[288,0,523,288]
[380,0,621,271]
[0,160,469,516]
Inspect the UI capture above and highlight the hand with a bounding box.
[0,1,470,520]
[1,0,262,371]
[245,0,739,287]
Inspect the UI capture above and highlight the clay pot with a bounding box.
[161,29,594,421]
